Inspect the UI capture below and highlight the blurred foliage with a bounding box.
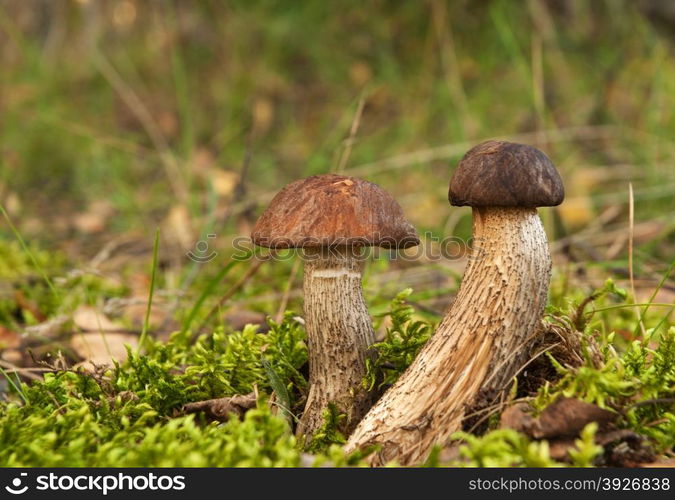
[0,0,673,251]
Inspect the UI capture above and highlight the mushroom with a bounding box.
[345,141,564,465]
[251,174,419,439]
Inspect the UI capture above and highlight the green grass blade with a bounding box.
[138,227,160,350]
[634,262,674,336]
[0,366,28,405]
[590,303,674,313]
[261,356,293,425]
[0,204,59,300]
[181,255,247,334]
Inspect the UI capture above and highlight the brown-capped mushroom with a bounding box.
[251,174,419,439]
[345,141,564,465]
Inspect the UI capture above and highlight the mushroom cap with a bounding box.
[449,141,564,207]
[251,174,419,249]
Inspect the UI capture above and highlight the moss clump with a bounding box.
[0,401,300,467]
[446,422,603,468]
[363,288,433,392]
[0,313,307,467]
[535,326,675,453]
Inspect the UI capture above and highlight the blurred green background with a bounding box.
[0,0,673,334]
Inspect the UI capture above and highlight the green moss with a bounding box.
[534,326,675,452]
[363,288,433,391]
[0,401,300,467]
[304,403,347,453]
[0,313,308,467]
[1,281,672,466]
[448,423,604,468]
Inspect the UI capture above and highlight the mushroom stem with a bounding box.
[297,246,375,439]
[345,207,552,465]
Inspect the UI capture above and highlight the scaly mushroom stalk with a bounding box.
[297,246,375,438]
[345,141,564,465]
[345,207,550,464]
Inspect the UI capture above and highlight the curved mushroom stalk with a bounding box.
[345,206,551,465]
[297,246,375,438]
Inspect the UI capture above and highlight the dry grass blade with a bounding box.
[0,360,42,381]
[334,93,366,174]
[93,52,188,204]
[628,183,647,337]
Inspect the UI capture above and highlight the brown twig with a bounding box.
[630,398,675,409]
[0,360,43,381]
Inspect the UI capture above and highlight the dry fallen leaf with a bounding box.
[71,331,138,367]
[0,349,23,365]
[642,458,675,468]
[71,306,137,367]
[558,197,594,228]
[500,397,616,439]
[0,326,21,350]
[73,200,114,234]
[547,437,578,461]
[190,148,216,173]
[531,397,616,438]
[252,97,274,135]
[4,191,21,216]
[210,168,240,197]
[121,302,168,330]
[499,402,535,433]
[165,204,193,250]
[224,310,269,332]
[349,61,372,86]
[73,306,125,333]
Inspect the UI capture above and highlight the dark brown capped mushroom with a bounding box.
[449,140,564,208]
[252,174,419,440]
[347,141,564,465]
